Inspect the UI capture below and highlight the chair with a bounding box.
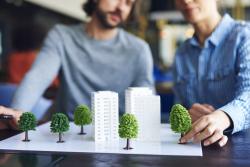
[0,83,52,120]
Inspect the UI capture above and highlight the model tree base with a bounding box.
[22,139,30,142]
[78,132,87,135]
[123,146,133,150]
[56,140,65,143]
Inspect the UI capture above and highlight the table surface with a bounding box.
[0,125,250,167]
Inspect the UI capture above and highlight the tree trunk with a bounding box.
[124,139,133,150]
[23,131,30,142]
[57,133,64,143]
[79,125,86,135]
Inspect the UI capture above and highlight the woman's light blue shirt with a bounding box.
[173,14,250,133]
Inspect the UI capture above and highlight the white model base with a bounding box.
[0,122,202,156]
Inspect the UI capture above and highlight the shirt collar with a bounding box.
[189,14,235,47]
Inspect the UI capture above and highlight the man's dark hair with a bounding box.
[82,0,141,23]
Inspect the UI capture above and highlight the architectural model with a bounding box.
[18,112,36,142]
[91,91,119,142]
[169,104,192,143]
[125,87,161,141]
[74,104,92,135]
[0,122,203,156]
[119,113,138,150]
[50,113,70,143]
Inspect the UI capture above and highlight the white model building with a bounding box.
[125,87,161,142]
[92,91,119,142]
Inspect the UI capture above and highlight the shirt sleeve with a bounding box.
[131,43,154,90]
[11,25,63,112]
[219,37,250,134]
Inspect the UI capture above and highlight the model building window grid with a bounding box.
[92,91,119,142]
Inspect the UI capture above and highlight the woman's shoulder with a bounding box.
[175,38,193,57]
[230,20,250,41]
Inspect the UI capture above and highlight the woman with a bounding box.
[173,0,250,147]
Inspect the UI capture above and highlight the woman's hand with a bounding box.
[0,106,22,130]
[180,110,231,147]
[189,103,215,123]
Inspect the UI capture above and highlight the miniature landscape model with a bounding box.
[0,87,202,156]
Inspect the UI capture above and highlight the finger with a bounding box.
[189,109,202,122]
[193,133,202,143]
[193,124,216,142]
[180,117,209,143]
[218,135,228,147]
[202,104,215,111]
[193,125,215,143]
[203,130,223,146]
[192,103,213,114]
[0,106,16,116]
[0,106,22,130]
[0,106,9,115]
[189,108,203,117]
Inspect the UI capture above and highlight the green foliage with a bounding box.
[119,113,138,139]
[74,105,92,126]
[50,113,69,133]
[169,104,192,134]
[18,112,36,132]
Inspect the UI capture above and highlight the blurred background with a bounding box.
[0,0,249,121]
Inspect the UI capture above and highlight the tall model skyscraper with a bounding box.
[92,91,119,142]
[126,87,161,141]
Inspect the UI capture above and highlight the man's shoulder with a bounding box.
[119,29,149,49]
[49,24,82,36]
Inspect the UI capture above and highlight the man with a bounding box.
[0,0,153,129]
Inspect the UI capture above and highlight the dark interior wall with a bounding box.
[150,0,176,12]
[0,0,81,74]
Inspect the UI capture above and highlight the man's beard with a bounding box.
[95,7,124,29]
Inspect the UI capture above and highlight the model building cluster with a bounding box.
[17,87,192,149]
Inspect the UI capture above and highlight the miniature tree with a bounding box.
[74,105,92,135]
[119,113,138,150]
[50,113,70,143]
[18,112,36,142]
[169,104,192,143]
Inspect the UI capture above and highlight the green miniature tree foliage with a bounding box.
[19,112,36,131]
[50,113,69,143]
[18,112,36,142]
[169,104,192,134]
[119,113,138,139]
[50,113,69,133]
[119,113,138,150]
[74,105,92,135]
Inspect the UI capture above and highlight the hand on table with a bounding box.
[180,110,231,147]
[189,103,215,122]
[0,106,22,130]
